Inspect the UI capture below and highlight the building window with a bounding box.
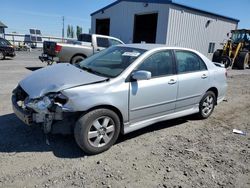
[0,28,4,34]
[208,42,215,53]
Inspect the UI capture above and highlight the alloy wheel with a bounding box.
[202,95,214,116]
[88,116,115,148]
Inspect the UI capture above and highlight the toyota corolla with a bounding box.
[12,44,227,154]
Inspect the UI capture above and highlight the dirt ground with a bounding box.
[0,51,249,188]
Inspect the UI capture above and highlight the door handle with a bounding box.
[168,79,177,85]
[201,74,208,79]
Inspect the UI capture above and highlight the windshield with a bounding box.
[0,38,11,46]
[79,46,146,78]
[231,31,250,43]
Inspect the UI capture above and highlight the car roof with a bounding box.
[118,43,197,52]
[119,43,166,50]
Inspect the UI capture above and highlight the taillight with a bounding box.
[55,44,62,53]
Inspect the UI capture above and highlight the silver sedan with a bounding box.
[12,44,227,154]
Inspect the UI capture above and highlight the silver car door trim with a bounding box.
[176,94,201,102]
[130,93,201,112]
[130,99,176,112]
[124,105,199,134]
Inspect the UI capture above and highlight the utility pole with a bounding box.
[62,16,65,40]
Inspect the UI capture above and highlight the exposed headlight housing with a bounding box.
[26,96,52,113]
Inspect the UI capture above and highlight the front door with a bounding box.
[129,50,177,123]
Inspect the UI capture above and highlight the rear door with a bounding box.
[174,50,210,111]
[129,50,178,123]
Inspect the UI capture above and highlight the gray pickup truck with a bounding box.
[40,34,124,65]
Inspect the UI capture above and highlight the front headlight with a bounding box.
[26,96,52,113]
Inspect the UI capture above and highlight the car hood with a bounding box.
[20,63,107,99]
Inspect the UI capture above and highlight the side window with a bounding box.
[175,51,207,73]
[137,51,174,78]
[109,39,122,46]
[96,37,109,48]
[78,34,92,43]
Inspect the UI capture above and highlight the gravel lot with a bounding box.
[0,51,250,188]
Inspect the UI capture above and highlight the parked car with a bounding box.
[12,44,227,155]
[39,34,124,65]
[0,37,15,60]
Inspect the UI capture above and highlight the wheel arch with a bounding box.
[70,53,87,63]
[85,105,124,132]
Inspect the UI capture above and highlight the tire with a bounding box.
[71,55,85,66]
[74,109,121,155]
[197,91,216,119]
[220,55,231,68]
[0,51,5,60]
[235,51,249,70]
[212,50,222,62]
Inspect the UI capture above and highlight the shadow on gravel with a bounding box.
[0,113,195,158]
[0,113,83,158]
[25,67,43,71]
[117,118,188,144]
[0,58,13,61]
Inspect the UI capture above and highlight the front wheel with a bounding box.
[0,51,5,60]
[74,109,121,155]
[235,51,249,70]
[220,56,231,68]
[197,91,216,119]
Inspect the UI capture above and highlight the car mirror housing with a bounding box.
[132,70,152,81]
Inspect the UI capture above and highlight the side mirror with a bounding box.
[132,70,151,81]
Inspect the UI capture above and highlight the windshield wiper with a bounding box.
[81,66,109,78]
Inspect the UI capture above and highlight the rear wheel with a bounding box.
[197,91,216,119]
[74,109,121,155]
[235,51,249,70]
[212,50,223,62]
[0,51,5,60]
[71,55,85,66]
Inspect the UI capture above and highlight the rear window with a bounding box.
[78,34,92,43]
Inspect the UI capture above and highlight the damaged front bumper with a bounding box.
[12,86,77,134]
[12,94,33,125]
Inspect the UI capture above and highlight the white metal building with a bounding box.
[0,21,7,38]
[91,0,239,58]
